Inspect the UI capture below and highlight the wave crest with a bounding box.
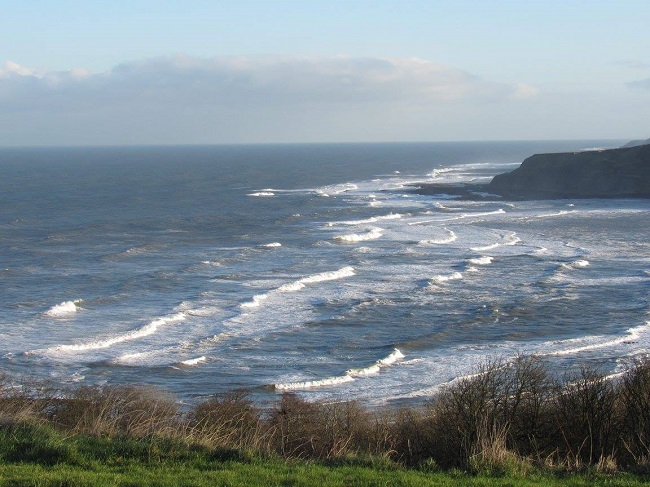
[274,349,404,390]
[45,300,82,317]
[334,228,383,243]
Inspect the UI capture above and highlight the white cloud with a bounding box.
[0,55,644,145]
[0,61,40,78]
[0,55,518,111]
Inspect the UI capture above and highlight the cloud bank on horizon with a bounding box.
[0,55,647,146]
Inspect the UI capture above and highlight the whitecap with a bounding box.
[418,229,457,245]
[545,321,650,357]
[248,192,275,197]
[45,300,81,317]
[241,267,355,308]
[180,356,206,366]
[41,312,187,353]
[241,294,269,309]
[327,213,403,226]
[468,256,493,266]
[429,272,463,284]
[334,227,383,243]
[561,259,590,270]
[274,349,404,391]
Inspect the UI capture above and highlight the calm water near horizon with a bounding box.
[1,140,649,407]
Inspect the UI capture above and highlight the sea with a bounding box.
[1,141,649,407]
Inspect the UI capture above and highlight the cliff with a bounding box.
[487,144,650,199]
[621,138,650,148]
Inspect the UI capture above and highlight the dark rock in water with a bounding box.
[487,144,650,199]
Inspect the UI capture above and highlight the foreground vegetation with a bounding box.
[2,355,650,485]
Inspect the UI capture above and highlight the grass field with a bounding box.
[0,423,648,487]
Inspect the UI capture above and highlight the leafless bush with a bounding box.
[186,391,269,451]
[268,393,382,459]
[4,356,650,473]
[413,356,553,468]
[49,385,179,437]
[618,357,650,470]
[549,367,619,468]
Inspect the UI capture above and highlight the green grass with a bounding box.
[0,423,648,487]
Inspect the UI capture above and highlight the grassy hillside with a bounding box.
[2,355,650,485]
[0,424,647,486]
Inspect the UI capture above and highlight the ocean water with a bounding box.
[1,141,649,407]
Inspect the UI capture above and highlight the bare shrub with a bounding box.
[618,357,650,469]
[187,391,268,451]
[416,356,553,468]
[550,367,619,467]
[268,393,377,459]
[50,385,179,437]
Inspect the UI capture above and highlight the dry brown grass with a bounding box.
[3,356,650,473]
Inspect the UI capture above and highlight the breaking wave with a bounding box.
[429,272,463,284]
[45,300,82,317]
[274,349,404,390]
[180,356,206,366]
[39,312,187,353]
[418,228,457,245]
[468,256,493,265]
[334,228,383,243]
[562,259,590,270]
[545,321,650,357]
[248,192,275,197]
[471,232,520,251]
[328,213,403,226]
[241,267,356,308]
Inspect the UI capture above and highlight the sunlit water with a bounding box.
[1,141,648,407]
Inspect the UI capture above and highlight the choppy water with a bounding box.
[1,141,648,406]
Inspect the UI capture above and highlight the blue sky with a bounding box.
[1,0,649,145]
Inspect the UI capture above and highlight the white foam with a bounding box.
[180,356,206,366]
[316,183,358,197]
[546,321,650,357]
[562,259,590,270]
[262,242,282,248]
[248,192,275,197]
[43,312,187,353]
[468,256,493,266]
[45,300,81,317]
[535,210,575,218]
[430,272,463,284]
[328,213,403,226]
[275,375,355,390]
[429,167,454,179]
[471,242,500,251]
[410,209,506,227]
[418,228,457,245]
[242,267,355,307]
[241,294,269,308]
[471,231,519,251]
[334,227,383,243]
[274,349,404,390]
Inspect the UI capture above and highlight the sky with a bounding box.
[1,0,649,146]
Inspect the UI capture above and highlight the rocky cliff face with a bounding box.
[488,144,650,199]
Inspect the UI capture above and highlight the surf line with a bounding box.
[241,266,356,309]
[274,349,404,390]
